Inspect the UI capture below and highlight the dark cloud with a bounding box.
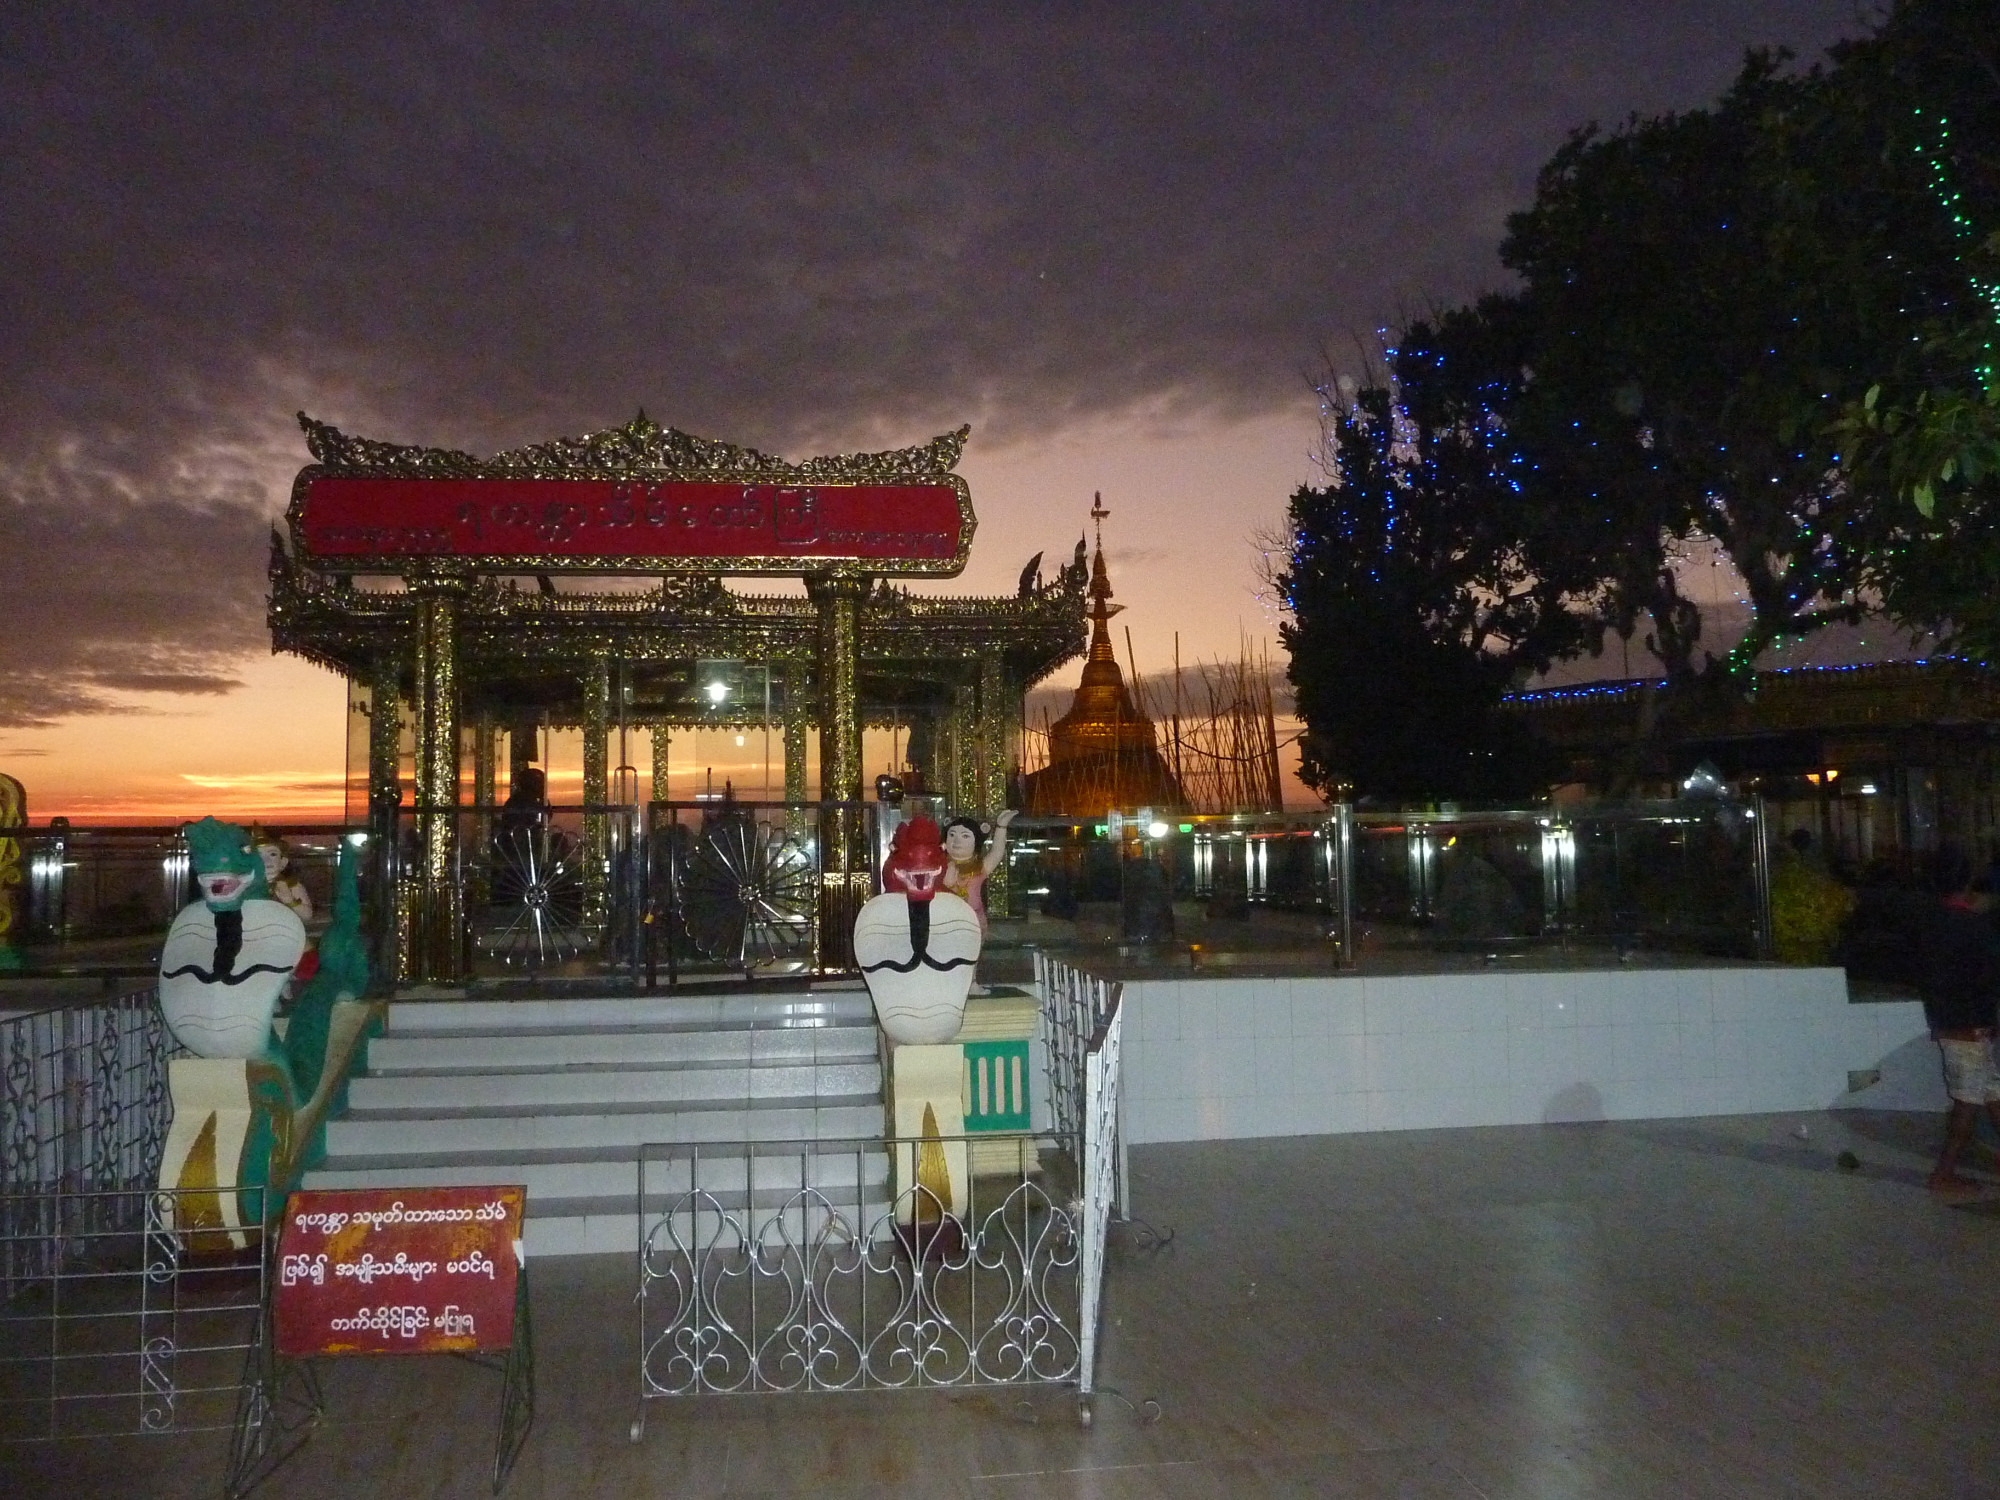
[0,0,1865,715]
[0,492,260,724]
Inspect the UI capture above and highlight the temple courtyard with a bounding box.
[6,1105,1998,1498]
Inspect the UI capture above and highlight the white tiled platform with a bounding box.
[1117,966,1941,1143]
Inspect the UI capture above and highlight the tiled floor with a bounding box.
[10,1107,2000,1498]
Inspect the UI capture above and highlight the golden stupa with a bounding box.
[1022,500,1186,816]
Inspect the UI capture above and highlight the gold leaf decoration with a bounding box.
[298,411,970,481]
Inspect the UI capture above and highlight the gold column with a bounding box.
[977,654,1013,917]
[947,680,978,813]
[808,574,868,968]
[468,712,496,921]
[782,663,810,841]
[366,652,404,983]
[401,580,463,983]
[473,713,496,808]
[367,653,403,820]
[583,654,611,934]
[650,722,671,805]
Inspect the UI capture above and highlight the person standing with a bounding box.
[1918,853,2000,1194]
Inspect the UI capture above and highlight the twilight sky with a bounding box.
[0,1,1868,818]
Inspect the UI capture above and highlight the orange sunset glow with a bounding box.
[1,409,1319,825]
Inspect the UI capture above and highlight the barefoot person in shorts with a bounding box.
[1918,852,2000,1194]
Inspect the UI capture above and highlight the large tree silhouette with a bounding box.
[1279,358,1602,802]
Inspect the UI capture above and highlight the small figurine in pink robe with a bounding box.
[941,810,1016,935]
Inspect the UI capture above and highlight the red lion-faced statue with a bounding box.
[881,816,949,901]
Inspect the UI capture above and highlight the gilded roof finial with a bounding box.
[1086,494,1118,620]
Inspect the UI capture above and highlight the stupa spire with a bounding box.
[1085,492,1123,663]
[1021,494,1186,814]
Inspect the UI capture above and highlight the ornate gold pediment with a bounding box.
[297,411,970,481]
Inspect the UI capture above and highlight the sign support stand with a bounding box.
[226,1185,536,1497]
[458,1269,536,1492]
[223,1305,324,1500]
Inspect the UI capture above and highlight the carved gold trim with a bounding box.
[268,532,1090,692]
[300,410,968,480]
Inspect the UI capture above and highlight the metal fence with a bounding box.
[3,795,1777,991]
[1343,801,1770,959]
[1077,974,1124,1397]
[1,993,183,1302]
[1,824,357,975]
[634,954,1128,1428]
[633,1135,1081,1410]
[647,800,823,982]
[401,803,646,981]
[1002,811,1333,922]
[1003,799,1773,962]
[1034,950,1128,1220]
[0,1182,272,1443]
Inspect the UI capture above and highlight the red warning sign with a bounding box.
[273,1186,524,1357]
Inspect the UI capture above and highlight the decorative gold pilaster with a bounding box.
[809,574,870,968]
[583,654,611,933]
[947,682,978,813]
[468,713,497,915]
[367,653,403,817]
[810,576,866,803]
[400,581,463,983]
[977,655,1012,917]
[782,663,810,840]
[368,652,402,980]
[473,713,496,808]
[650,722,671,805]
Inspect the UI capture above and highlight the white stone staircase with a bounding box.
[302,986,888,1256]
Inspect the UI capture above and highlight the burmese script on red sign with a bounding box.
[274,1185,525,1357]
[298,477,965,563]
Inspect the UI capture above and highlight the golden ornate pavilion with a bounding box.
[267,413,1089,980]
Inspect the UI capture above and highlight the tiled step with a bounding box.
[343,1060,880,1114]
[304,1148,891,1204]
[311,988,893,1258]
[365,1023,878,1075]
[323,1103,886,1159]
[522,1191,897,1257]
[382,990,872,1037]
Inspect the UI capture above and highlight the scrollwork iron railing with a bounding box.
[635,962,1128,1430]
[635,1136,1080,1405]
[1078,979,1124,1391]
[1033,952,1128,1220]
[0,1182,278,1444]
[1,992,183,1301]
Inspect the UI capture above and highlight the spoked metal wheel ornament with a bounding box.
[674,821,815,970]
[483,823,590,970]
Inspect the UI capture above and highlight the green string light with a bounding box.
[1915,105,1999,391]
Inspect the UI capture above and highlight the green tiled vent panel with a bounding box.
[962,1040,1031,1132]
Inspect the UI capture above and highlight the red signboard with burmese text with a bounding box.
[294,475,972,574]
[274,1186,524,1357]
